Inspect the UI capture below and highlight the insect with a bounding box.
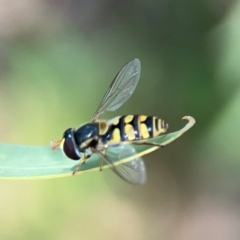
[51,59,168,185]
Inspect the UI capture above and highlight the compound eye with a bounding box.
[63,138,80,160]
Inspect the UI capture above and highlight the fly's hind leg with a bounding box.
[99,149,106,171]
[72,154,89,176]
[128,141,164,148]
[91,147,106,172]
[99,158,103,171]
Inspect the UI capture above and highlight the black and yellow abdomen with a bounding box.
[101,115,168,143]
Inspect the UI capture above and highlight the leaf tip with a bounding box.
[182,116,196,127]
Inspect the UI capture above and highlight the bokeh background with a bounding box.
[0,0,240,239]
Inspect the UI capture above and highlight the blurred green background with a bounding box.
[0,0,240,239]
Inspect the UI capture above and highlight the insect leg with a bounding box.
[72,154,89,175]
[99,158,103,171]
[110,141,164,148]
[92,148,106,171]
[92,147,146,185]
[92,149,116,171]
[130,141,164,148]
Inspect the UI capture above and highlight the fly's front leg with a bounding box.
[72,154,89,175]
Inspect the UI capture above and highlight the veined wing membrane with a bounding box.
[91,59,141,122]
[97,144,146,185]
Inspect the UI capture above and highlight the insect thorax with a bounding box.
[73,121,109,150]
[74,123,99,150]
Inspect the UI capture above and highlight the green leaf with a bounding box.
[0,116,195,179]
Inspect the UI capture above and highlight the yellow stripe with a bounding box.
[154,119,167,135]
[113,118,119,125]
[80,138,96,149]
[140,123,149,139]
[112,128,121,142]
[152,117,156,137]
[139,115,147,122]
[157,119,162,135]
[125,124,135,140]
[124,115,134,123]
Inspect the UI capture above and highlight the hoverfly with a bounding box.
[51,59,168,185]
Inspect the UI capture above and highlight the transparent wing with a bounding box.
[91,59,141,122]
[97,144,146,185]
